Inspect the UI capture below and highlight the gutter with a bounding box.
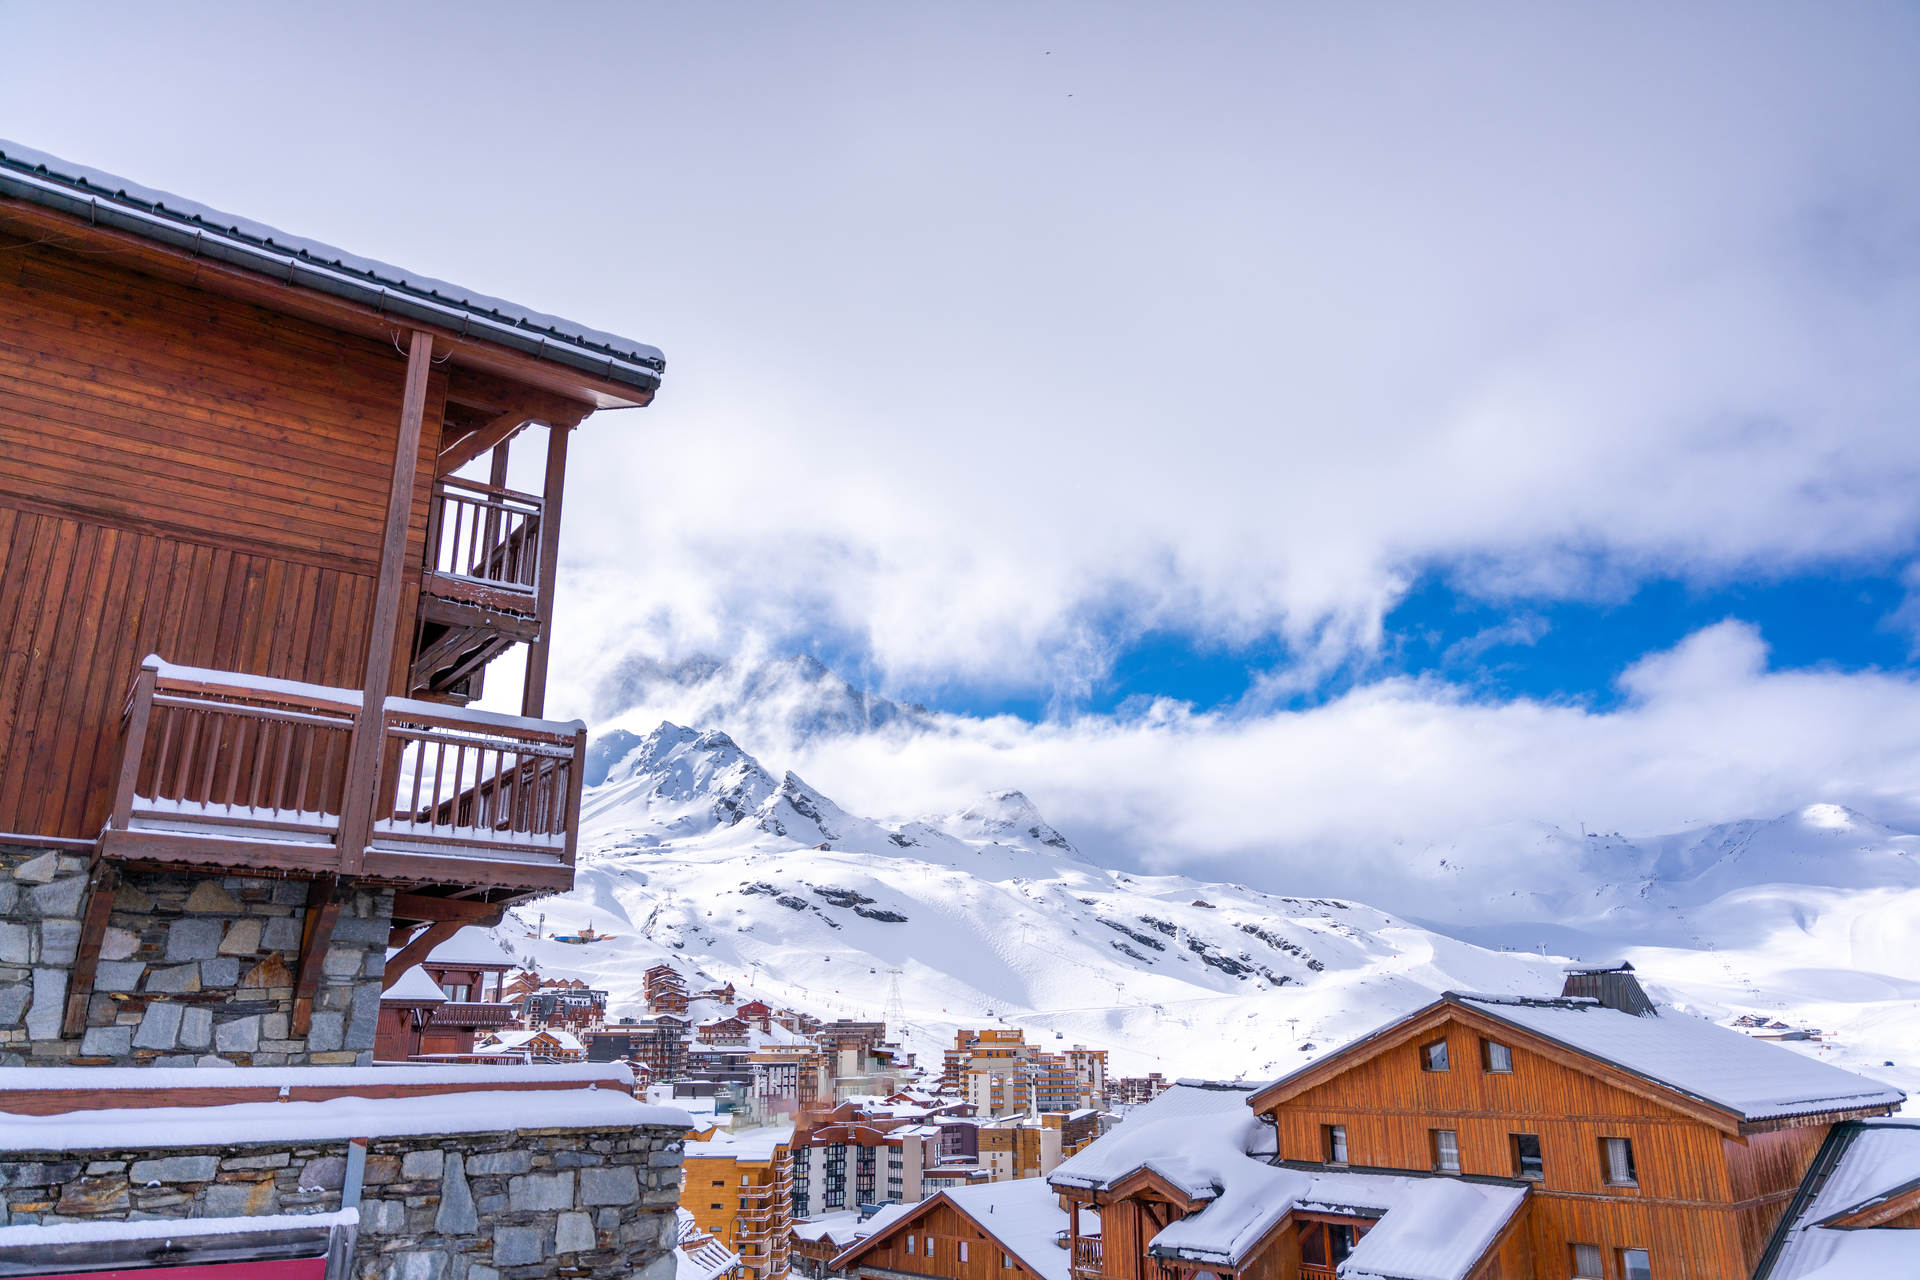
[0,162,664,395]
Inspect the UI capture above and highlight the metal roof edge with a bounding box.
[0,147,663,396]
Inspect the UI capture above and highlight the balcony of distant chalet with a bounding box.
[100,656,583,894]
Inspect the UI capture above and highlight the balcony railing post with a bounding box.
[108,658,160,833]
[563,722,586,870]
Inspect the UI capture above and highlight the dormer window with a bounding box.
[1420,1039,1450,1072]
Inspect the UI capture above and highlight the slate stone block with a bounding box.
[435,1154,477,1234]
[130,1002,183,1050]
[128,1155,218,1183]
[80,1024,132,1057]
[164,919,223,962]
[507,1170,573,1211]
[492,1226,544,1267]
[578,1165,640,1206]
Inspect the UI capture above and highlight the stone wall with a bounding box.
[0,1141,349,1225]
[0,1123,687,1280]
[0,845,391,1066]
[354,1125,684,1280]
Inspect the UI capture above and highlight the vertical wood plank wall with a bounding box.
[850,1198,1050,1280]
[0,230,444,842]
[1265,1015,1762,1279]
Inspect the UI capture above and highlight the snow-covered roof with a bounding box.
[1759,1119,1920,1279]
[937,1178,1093,1280]
[1454,994,1904,1122]
[1050,1081,1271,1199]
[686,1122,795,1161]
[0,142,663,397]
[482,1027,585,1053]
[427,926,517,969]
[675,1208,742,1280]
[1047,1083,1523,1280]
[382,965,448,1004]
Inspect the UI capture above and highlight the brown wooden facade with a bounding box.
[831,1192,1055,1280]
[1239,1002,1893,1280]
[0,161,658,1038]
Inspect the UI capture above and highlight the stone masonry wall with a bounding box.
[0,845,391,1066]
[0,1123,687,1280]
[0,1141,349,1225]
[354,1124,684,1280]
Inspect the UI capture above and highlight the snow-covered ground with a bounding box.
[497,721,1917,1104]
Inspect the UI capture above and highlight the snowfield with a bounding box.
[497,721,1917,1102]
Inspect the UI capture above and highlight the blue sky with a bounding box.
[859,567,1918,722]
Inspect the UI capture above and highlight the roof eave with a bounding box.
[0,162,663,402]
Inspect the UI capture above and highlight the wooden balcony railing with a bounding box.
[101,657,583,892]
[1070,1239,1103,1277]
[424,476,543,612]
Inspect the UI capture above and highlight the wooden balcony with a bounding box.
[414,477,546,700]
[98,657,584,894]
[1070,1238,1104,1278]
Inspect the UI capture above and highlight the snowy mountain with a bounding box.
[511,724,1582,1080]
[516,656,1919,1099]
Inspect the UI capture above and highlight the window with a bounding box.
[1510,1133,1543,1181]
[1619,1248,1652,1280]
[1602,1136,1638,1187]
[1570,1244,1603,1279]
[1002,1254,1013,1269]
[960,1243,970,1263]
[1323,1124,1349,1164]
[906,1236,916,1255]
[709,1202,723,1210]
[1482,1039,1512,1073]
[1430,1128,1460,1173]
[927,1240,936,1260]
[1420,1039,1450,1072]
[712,1181,725,1187]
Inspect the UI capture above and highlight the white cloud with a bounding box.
[752,624,1920,903]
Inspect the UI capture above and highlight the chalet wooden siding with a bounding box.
[843,1198,1044,1280]
[0,230,444,844]
[1265,1014,1827,1279]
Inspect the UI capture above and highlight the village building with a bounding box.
[373,925,518,1060]
[1751,1117,1920,1278]
[828,1177,1098,1280]
[683,1124,799,1280]
[0,138,687,1277]
[676,1206,748,1280]
[1049,966,1905,1280]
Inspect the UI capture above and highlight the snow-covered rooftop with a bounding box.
[382,965,447,1004]
[1048,1083,1524,1280]
[937,1178,1095,1280]
[1454,993,1904,1122]
[0,141,664,395]
[686,1121,796,1161]
[427,926,517,969]
[1760,1119,1920,1279]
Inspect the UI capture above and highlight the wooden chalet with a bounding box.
[1050,968,1906,1280]
[829,1177,1095,1280]
[0,139,662,1040]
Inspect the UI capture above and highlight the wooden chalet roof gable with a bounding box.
[0,140,661,409]
[827,1189,1055,1280]
[1246,994,1899,1136]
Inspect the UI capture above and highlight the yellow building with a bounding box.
[681,1123,796,1280]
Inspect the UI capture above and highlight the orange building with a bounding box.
[683,1125,797,1280]
[1050,967,1903,1280]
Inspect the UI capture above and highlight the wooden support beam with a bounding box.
[60,861,120,1038]
[290,874,341,1038]
[391,892,509,925]
[383,919,463,987]
[338,329,434,869]
[521,422,572,718]
[437,408,530,477]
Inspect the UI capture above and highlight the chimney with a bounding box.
[1561,962,1657,1017]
